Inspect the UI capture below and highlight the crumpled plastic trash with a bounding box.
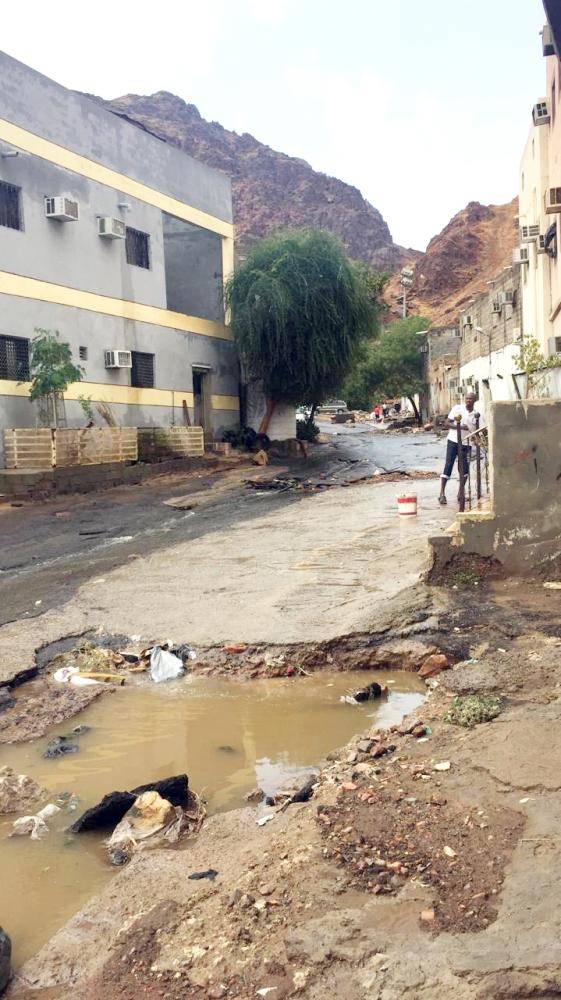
[10,802,61,840]
[52,665,101,687]
[149,646,184,683]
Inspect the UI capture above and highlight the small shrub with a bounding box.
[296,419,320,442]
[222,426,270,451]
[451,570,479,588]
[444,695,503,729]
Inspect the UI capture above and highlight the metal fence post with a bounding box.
[456,416,466,512]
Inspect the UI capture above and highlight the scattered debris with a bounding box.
[256,814,274,827]
[188,869,219,881]
[245,788,265,804]
[149,645,184,684]
[352,682,389,703]
[443,845,457,858]
[444,695,503,729]
[223,644,248,655]
[418,654,450,679]
[0,688,15,715]
[543,581,561,590]
[43,735,79,759]
[420,908,435,923]
[70,774,190,833]
[0,766,46,815]
[252,449,269,467]
[107,790,185,865]
[0,927,11,995]
[434,761,451,772]
[10,803,60,840]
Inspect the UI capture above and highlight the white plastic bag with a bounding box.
[149,646,184,683]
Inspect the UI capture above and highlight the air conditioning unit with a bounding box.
[513,247,530,264]
[543,24,555,57]
[463,315,473,327]
[98,217,126,239]
[538,235,547,253]
[512,326,523,343]
[533,101,551,125]
[520,224,540,242]
[44,196,79,221]
[104,350,132,369]
[548,336,561,356]
[499,290,515,305]
[546,187,561,213]
[492,300,502,314]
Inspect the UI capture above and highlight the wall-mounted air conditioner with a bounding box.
[543,24,555,57]
[548,336,561,356]
[104,350,132,369]
[520,224,540,242]
[492,300,502,314]
[533,101,551,125]
[463,315,473,327]
[512,327,523,343]
[538,235,547,253]
[513,247,530,264]
[546,187,561,214]
[98,217,126,239]
[45,196,79,221]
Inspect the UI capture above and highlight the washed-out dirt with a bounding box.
[9,578,561,999]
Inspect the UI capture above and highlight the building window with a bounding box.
[79,345,88,361]
[0,335,30,380]
[131,351,154,388]
[0,181,22,231]
[552,79,556,124]
[125,227,150,269]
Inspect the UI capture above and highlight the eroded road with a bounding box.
[0,426,444,628]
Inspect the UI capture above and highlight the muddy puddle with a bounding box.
[1,669,424,967]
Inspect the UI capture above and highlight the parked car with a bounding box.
[317,399,348,415]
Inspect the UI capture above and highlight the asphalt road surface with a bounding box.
[0,425,445,627]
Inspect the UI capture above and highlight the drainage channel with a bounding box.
[1,668,425,967]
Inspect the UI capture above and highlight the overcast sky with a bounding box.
[1,0,547,250]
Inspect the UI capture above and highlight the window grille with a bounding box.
[0,181,22,230]
[0,335,30,380]
[131,351,154,388]
[125,227,150,269]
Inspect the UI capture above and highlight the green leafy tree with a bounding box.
[27,328,84,426]
[344,315,429,423]
[225,229,379,433]
[514,335,561,398]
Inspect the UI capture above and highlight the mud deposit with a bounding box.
[1,670,424,967]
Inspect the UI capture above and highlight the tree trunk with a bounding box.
[407,395,421,425]
[259,398,276,435]
[306,402,318,428]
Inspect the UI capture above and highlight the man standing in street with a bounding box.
[438,391,480,505]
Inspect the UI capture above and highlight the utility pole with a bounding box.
[400,266,414,318]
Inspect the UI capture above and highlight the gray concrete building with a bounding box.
[0,51,238,436]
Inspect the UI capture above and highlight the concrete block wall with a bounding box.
[430,399,561,574]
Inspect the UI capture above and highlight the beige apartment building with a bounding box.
[517,3,561,394]
[457,265,523,415]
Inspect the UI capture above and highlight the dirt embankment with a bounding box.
[9,579,561,999]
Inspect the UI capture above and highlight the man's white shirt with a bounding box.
[447,404,483,444]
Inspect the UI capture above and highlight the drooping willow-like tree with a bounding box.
[225,229,378,433]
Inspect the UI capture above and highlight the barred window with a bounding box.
[0,181,22,231]
[125,227,150,269]
[0,335,30,380]
[131,351,154,388]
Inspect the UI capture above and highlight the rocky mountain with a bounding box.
[384,199,518,326]
[95,90,414,270]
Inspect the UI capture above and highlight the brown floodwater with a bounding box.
[0,670,424,967]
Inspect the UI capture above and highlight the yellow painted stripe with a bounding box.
[0,379,239,411]
[0,272,232,340]
[0,118,234,239]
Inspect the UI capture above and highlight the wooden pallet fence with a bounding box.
[3,427,138,469]
[138,426,205,461]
